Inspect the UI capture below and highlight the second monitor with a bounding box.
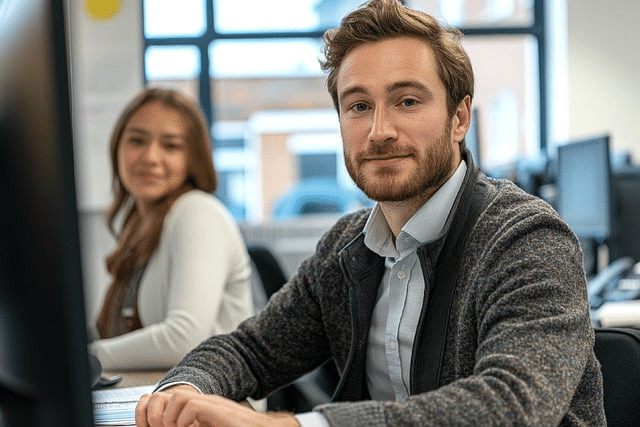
[556,134,612,244]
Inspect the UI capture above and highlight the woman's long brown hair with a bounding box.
[96,88,217,338]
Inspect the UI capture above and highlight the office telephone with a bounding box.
[588,256,640,310]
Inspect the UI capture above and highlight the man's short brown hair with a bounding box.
[321,0,474,119]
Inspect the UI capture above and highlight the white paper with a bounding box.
[93,385,155,426]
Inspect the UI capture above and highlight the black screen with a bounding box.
[0,0,94,425]
[556,135,612,242]
[609,168,640,262]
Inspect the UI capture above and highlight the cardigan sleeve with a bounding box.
[154,212,364,400]
[90,191,253,370]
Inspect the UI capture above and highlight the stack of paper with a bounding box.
[93,385,155,426]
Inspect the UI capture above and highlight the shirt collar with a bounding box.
[363,160,468,258]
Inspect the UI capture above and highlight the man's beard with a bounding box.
[344,121,455,202]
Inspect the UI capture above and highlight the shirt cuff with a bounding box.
[154,381,203,394]
[295,411,331,427]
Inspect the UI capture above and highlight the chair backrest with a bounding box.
[594,327,640,427]
[246,245,288,299]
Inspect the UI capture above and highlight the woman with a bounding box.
[90,88,253,370]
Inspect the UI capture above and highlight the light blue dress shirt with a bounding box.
[297,160,467,425]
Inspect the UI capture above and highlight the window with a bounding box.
[143,0,547,221]
[144,0,207,38]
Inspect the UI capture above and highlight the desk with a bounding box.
[595,300,640,327]
[104,370,166,389]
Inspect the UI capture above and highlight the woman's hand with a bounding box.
[135,388,300,427]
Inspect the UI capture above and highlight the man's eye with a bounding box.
[401,98,417,107]
[352,103,368,112]
[129,137,145,145]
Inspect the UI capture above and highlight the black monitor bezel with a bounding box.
[0,0,94,425]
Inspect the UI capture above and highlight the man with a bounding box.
[136,0,606,426]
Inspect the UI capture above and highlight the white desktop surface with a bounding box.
[596,300,640,328]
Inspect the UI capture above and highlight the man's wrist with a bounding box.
[154,381,202,394]
[272,412,302,427]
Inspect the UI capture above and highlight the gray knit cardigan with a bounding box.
[159,166,606,426]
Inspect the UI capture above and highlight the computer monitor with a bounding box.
[609,167,640,263]
[556,135,612,259]
[0,0,94,425]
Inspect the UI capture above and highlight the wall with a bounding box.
[567,1,640,162]
[66,0,143,320]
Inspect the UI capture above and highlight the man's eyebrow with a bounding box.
[387,80,432,95]
[338,85,369,102]
[339,80,433,102]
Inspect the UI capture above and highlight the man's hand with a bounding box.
[135,388,300,427]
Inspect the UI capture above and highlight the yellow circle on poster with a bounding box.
[85,0,121,20]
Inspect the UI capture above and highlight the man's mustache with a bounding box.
[357,144,417,159]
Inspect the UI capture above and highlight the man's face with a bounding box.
[336,36,465,203]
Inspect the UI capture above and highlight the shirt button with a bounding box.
[397,271,406,279]
[389,340,398,351]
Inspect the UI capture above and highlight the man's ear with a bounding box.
[452,95,471,143]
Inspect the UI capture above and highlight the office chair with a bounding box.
[593,327,640,426]
[246,244,339,412]
[246,245,289,299]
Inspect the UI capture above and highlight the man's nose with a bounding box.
[369,105,398,145]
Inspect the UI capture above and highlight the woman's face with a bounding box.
[117,101,189,213]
